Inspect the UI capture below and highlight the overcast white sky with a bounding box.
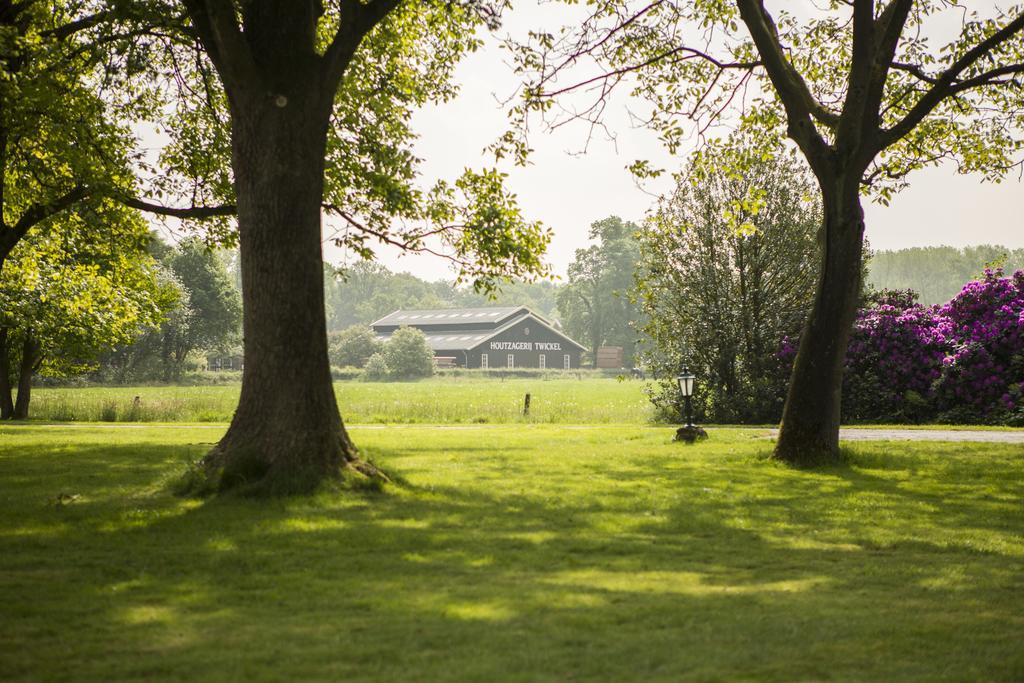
[322,1,1023,283]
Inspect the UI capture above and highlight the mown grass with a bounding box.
[27,377,652,424]
[1,423,1022,681]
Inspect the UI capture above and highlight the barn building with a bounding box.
[371,306,587,369]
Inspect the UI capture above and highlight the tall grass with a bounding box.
[27,377,654,424]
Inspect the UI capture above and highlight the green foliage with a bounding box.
[147,0,551,290]
[556,216,643,366]
[100,236,242,382]
[867,245,1024,305]
[328,326,383,369]
[163,238,242,354]
[635,142,821,423]
[0,205,171,391]
[0,2,155,260]
[1,424,1022,680]
[361,352,391,382]
[381,327,435,380]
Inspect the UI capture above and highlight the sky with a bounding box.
[158,2,1024,283]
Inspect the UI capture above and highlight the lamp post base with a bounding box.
[674,425,708,443]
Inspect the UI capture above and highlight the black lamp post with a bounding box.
[677,368,695,426]
[674,366,707,443]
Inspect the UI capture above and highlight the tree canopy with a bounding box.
[557,216,642,366]
[135,0,552,290]
[636,142,821,423]
[507,0,1024,464]
[0,203,171,418]
[0,0,150,270]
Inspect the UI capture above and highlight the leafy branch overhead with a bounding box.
[0,0,156,266]
[130,0,549,287]
[506,1,1024,201]
[502,0,1024,465]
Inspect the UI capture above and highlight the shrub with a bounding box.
[328,326,383,368]
[777,289,950,423]
[362,353,390,381]
[933,269,1024,422]
[382,327,434,380]
[776,273,1024,424]
[841,289,950,422]
[330,366,363,381]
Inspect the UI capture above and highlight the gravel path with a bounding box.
[3,422,1024,443]
[762,427,1024,443]
[843,428,1024,443]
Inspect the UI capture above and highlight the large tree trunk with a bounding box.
[12,332,38,420]
[774,182,865,465]
[198,87,378,494]
[0,328,13,419]
[178,0,399,495]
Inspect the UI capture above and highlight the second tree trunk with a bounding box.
[774,187,865,465]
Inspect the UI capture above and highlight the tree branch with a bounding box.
[1,185,90,261]
[40,10,112,40]
[119,196,236,219]
[538,45,759,99]
[181,0,260,94]
[323,0,402,87]
[734,0,834,169]
[881,10,1024,148]
[323,203,472,267]
[890,61,939,84]
[837,0,877,136]
[840,0,914,159]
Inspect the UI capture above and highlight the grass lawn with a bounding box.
[27,377,652,424]
[1,423,1022,681]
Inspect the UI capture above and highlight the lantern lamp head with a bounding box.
[676,368,695,398]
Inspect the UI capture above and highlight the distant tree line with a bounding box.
[95,235,242,383]
[82,250,570,382]
[557,217,643,367]
[867,246,1024,305]
[323,261,561,331]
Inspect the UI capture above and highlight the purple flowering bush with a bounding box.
[777,271,1024,425]
[933,269,1024,423]
[842,289,950,422]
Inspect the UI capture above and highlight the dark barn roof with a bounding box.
[370,307,586,353]
[371,306,528,328]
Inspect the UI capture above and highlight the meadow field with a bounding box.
[27,377,654,424]
[1,423,1022,681]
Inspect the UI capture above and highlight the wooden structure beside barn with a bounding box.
[371,306,586,369]
[595,346,625,369]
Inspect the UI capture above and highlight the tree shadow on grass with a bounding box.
[1,435,1022,682]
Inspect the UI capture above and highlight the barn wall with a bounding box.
[463,318,583,369]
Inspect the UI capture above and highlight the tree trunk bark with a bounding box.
[198,88,380,494]
[774,183,865,465]
[12,332,38,420]
[0,328,13,419]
